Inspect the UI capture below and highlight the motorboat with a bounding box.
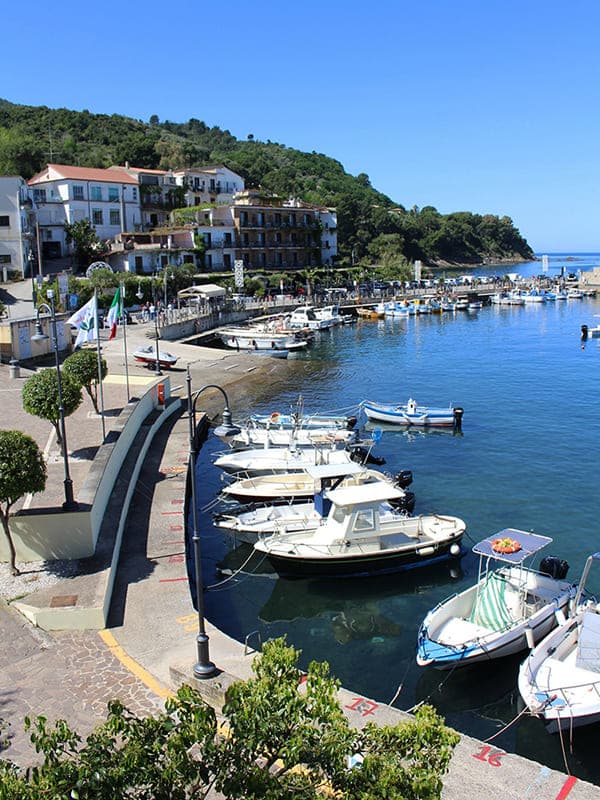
[518,552,600,731]
[356,307,384,319]
[416,529,577,669]
[362,398,464,428]
[213,441,384,476]
[250,483,466,577]
[220,461,414,506]
[250,408,357,430]
[287,306,330,330]
[216,424,358,450]
[314,305,352,326]
[217,326,307,351]
[567,288,584,299]
[133,345,178,369]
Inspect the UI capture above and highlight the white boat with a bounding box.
[314,305,351,327]
[213,442,383,476]
[518,552,600,731]
[250,483,465,577]
[217,326,307,351]
[217,424,358,450]
[250,410,357,430]
[567,288,584,299]
[416,529,577,669]
[133,345,178,369]
[362,398,464,428]
[221,461,414,506]
[287,306,330,330]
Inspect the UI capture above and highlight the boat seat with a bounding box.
[437,617,492,646]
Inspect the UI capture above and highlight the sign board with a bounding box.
[234,259,244,289]
[414,260,422,282]
[542,255,549,272]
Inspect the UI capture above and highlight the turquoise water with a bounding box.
[194,255,600,782]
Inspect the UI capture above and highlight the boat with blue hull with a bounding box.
[416,529,577,669]
[362,398,464,428]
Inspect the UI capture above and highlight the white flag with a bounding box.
[67,295,99,348]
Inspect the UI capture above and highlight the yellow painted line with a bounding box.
[104,374,159,385]
[98,629,174,699]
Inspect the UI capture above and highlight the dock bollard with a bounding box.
[8,359,20,379]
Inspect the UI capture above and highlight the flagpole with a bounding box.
[94,289,107,440]
[121,283,131,402]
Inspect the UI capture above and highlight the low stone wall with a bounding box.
[1,378,171,564]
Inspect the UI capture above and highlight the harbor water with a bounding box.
[193,254,600,783]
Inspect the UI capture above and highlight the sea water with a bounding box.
[193,254,600,782]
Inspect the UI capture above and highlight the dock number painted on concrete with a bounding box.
[472,745,506,767]
[345,697,379,717]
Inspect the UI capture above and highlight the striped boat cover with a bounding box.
[470,573,513,631]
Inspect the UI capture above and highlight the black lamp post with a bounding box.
[186,367,240,678]
[31,289,78,511]
[152,273,162,376]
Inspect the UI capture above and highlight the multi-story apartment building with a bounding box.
[14,162,337,274]
[173,165,244,206]
[27,164,141,260]
[0,176,37,278]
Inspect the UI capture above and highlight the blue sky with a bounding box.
[4,0,599,251]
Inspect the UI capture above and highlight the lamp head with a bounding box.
[31,320,49,342]
[213,407,241,439]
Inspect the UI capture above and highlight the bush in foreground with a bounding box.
[0,638,459,799]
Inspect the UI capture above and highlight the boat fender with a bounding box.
[450,543,461,556]
[554,608,566,626]
[525,627,535,650]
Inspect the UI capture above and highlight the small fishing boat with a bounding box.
[362,398,464,428]
[221,461,414,505]
[250,398,357,430]
[287,306,331,330]
[217,326,307,351]
[518,552,600,731]
[357,307,384,319]
[213,441,384,476]
[416,529,577,669]
[133,345,178,369]
[250,483,465,577]
[217,424,358,450]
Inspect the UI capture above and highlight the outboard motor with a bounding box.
[453,407,464,430]
[346,415,358,430]
[581,324,589,342]
[349,446,386,466]
[395,470,413,489]
[389,490,416,514]
[539,556,569,581]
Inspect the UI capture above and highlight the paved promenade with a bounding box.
[0,279,599,798]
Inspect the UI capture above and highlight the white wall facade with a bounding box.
[0,177,36,276]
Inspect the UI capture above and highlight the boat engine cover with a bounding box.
[539,556,569,580]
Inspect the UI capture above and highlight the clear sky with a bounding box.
[4,0,599,251]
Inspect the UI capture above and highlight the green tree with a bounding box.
[64,219,102,272]
[22,369,83,450]
[63,350,107,415]
[0,431,47,575]
[0,638,458,798]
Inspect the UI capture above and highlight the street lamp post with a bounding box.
[31,288,78,511]
[152,273,162,376]
[186,367,240,679]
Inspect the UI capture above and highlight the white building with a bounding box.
[27,164,141,260]
[173,165,245,206]
[0,176,36,278]
[319,207,338,266]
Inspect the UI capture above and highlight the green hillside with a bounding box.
[0,99,534,268]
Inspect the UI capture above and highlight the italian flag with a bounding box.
[107,286,121,341]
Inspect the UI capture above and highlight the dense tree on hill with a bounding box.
[0,98,535,267]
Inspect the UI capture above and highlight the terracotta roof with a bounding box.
[110,165,168,176]
[28,164,138,185]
